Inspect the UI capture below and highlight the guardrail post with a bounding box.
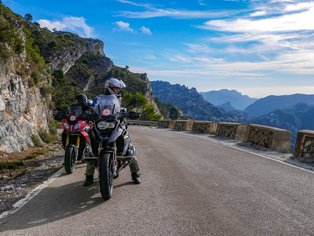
[293,130,314,161]
[174,120,193,131]
[246,124,291,153]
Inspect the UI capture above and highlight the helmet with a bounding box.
[76,94,89,108]
[104,78,126,98]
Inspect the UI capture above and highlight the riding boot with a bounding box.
[131,173,141,184]
[83,175,94,186]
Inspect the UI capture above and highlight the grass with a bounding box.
[0,160,24,170]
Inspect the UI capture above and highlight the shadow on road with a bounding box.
[114,181,133,189]
[0,177,111,231]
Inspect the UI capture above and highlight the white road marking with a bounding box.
[0,168,65,220]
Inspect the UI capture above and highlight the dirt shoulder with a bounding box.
[0,143,64,215]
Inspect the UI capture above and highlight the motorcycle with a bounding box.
[81,94,139,200]
[60,105,92,174]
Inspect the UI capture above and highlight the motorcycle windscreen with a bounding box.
[67,105,83,117]
[92,95,121,116]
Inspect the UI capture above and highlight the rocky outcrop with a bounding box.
[0,4,161,153]
[0,53,50,152]
[152,80,234,121]
[142,75,160,114]
[50,36,110,74]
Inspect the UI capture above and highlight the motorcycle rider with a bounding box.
[83,77,141,186]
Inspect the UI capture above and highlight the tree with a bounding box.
[24,14,33,22]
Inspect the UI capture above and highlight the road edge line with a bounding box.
[0,167,64,220]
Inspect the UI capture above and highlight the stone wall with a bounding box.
[216,122,241,139]
[209,122,218,134]
[246,124,290,153]
[174,120,193,131]
[192,121,212,133]
[293,130,314,161]
[157,119,292,153]
[158,120,170,128]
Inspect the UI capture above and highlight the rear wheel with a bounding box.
[99,152,113,200]
[64,146,77,174]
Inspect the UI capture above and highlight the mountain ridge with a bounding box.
[245,94,314,116]
[200,89,257,110]
[151,81,237,121]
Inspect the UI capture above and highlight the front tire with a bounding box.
[64,145,77,174]
[99,152,113,200]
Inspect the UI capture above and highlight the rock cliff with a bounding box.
[0,39,50,152]
[0,4,160,152]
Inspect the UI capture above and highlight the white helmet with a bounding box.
[104,78,126,98]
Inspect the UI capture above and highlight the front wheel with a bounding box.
[99,152,113,200]
[64,145,77,174]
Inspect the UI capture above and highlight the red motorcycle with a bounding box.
[61,105,92,174]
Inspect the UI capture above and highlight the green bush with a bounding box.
[0,13,24,59]
[39,128,57,143]
[31,134,43,147]
[22,27,46,86]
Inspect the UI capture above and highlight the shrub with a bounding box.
[39,128,57,143]
[31,134,43,147]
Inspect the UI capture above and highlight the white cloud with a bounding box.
[249,11,267,17]
[284,2,314,12]
[38,17,94,38]
[120,9,242,19]
[114,21,134,32]
[145,54,157,60]
[168,54,192,63]
[199,0,206,6]
[203,7,314,32]
[118,0,242,19]
[141,26,152,35]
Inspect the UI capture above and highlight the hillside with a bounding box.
[201,89,257,111]
[245,94,314,116]
[0,4,160,152]
[151,81,235,121]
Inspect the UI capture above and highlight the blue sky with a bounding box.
[4,0,314,98]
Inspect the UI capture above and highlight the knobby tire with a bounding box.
[64,146,76,174]
[99,152,113,200]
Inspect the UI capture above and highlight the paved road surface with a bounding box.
[1,126,314,235]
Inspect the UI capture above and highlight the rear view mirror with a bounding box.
[126,99,137,108]
[54,110,66,121]
[127,111,140,119]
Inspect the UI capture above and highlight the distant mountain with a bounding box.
[244,94,314,117]
[217,102,236,112]
[151,81,235,121]
[200,89,257,110]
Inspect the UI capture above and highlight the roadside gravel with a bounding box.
[0,144,64,214]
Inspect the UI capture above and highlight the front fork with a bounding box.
[65,134,81,147]
[100,142,117,178]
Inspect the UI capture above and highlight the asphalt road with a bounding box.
[1,126,314,235]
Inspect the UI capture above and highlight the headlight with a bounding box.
[69,115,76,121]
[97,121,115,130]
[62,122,70,130]
[102,108,111,116]
[74,123,82,130]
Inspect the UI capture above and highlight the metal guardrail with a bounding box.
[127,120,158,126]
